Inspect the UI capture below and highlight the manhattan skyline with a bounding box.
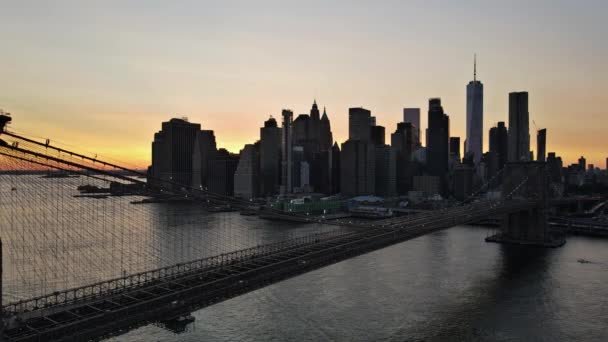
[1,0,606,167]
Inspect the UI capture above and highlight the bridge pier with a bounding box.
[486,162,565,247]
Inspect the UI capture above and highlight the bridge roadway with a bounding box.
[2,199,536,341]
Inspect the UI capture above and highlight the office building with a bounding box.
[489,121,508,170]
[259,116,282,196]
[208,149,239,196]
[349,107,372,142]
[151,118,200,189]
[537,128,546,162]
[234,144,259,199]
[403,108,421,145]
[370,125,386,146]
[191,130,217,190]
[507,92,531,162]
[391,122,417,194]
[413,175,440,197]
[426,98,450,177]
[319,107,333,152]
[281,109,293,194]
[450,137,461,161]
[375,145,396,196]
[340,140,375,196]
[579,156,586,171]
[453,164,474,201]
[331,143,341,194]
[466,56,484,164]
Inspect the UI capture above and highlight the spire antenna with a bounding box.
[474,53,477,81]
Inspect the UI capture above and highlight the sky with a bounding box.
[1,0,606,168]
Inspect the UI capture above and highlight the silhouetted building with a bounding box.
[191,130,217,190]
[319,107,333,152]
[375,145,396,197]
[151,118,200,189]
[292,146,304,190]
[309,100,321,144]
[349,107,372,142]
[341,140,375,196]
[391,122,417,194]
[482,151,498,186]
[449,137,461,163]
[413,175,440,197]
[300,161,310,190]
[260,117,282,196]
[311,150,332,195]
[466,56,483,164]
[208,149,239,196]
[489,121,508,170]
[537,129,546,162]
[453,164,474,201]
[547,152,563,183]
[403,108,421,145]
[292,114,310,147]
[370,125,385,146]
[426,98,450,178]
[578,156,586,172]
[331,143,341,194]
[281,109,293,194]
[234,144,259,199]
[508,92,530,162]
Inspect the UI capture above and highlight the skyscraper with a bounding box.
[426,98,450,178]
[370,125,386,146]
[310,99,320,138]
[537,128,547,162]
[319,107,333,151]
[191,130,217,189]
[260,116,282,196]
[208,148,239,196]
[578,156,586,171]
[349,107,372,142]
[466,55,483,164]
[391,122,417,194]
[340,140,375,196]
[403,108,421,145]
[489,121,508,170]
[151,118,200,189]
[507,92,530,162]
[234,144,259,199]
[331,143,341,194]
[449,137,461,161]
[281,109,293,194]
[374,144,396,196]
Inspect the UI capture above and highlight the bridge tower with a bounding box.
[487,161,565,247]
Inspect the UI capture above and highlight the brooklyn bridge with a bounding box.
[0,114,598,341]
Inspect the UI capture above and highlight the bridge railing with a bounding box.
[2,228,351,316]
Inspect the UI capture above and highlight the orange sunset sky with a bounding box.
[1,1,606,169]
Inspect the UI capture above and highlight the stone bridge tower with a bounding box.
[487,161,565,247]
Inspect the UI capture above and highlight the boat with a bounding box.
[577,258,591,264]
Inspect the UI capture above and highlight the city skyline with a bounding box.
[1,1,606,167]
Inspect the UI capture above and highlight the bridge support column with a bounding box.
[486,162,565,247]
